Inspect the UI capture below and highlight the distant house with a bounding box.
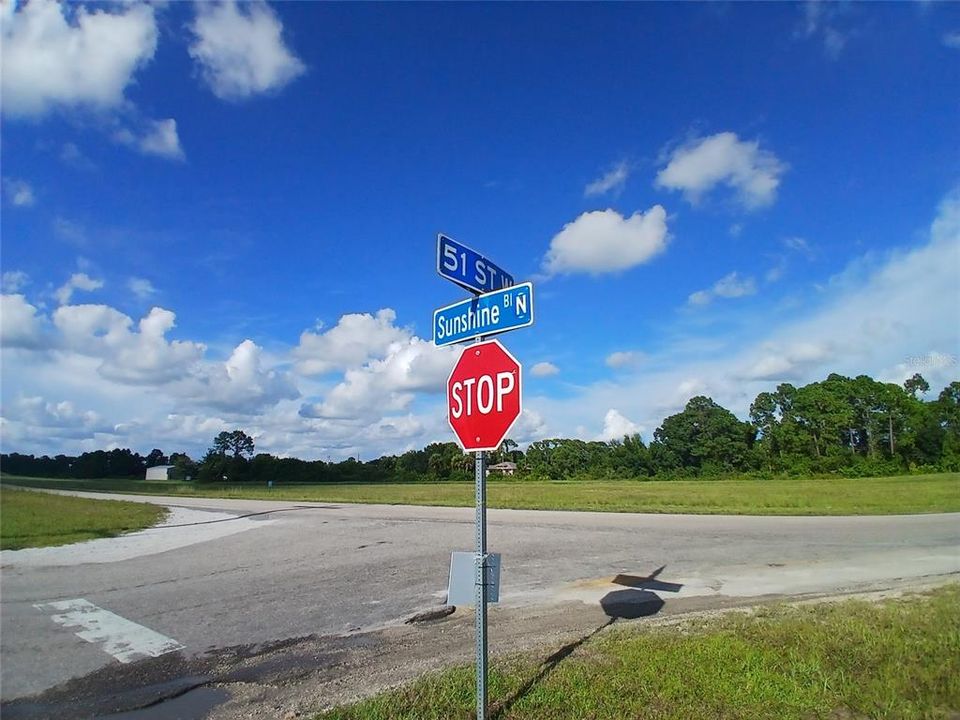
[145,465,174,480]
[486,461,517,476]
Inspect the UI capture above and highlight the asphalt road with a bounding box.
[2,492,958,718]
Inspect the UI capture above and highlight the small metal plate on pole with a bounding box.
[447,551,501,605]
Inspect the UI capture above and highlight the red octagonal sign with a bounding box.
[447,339,522,452]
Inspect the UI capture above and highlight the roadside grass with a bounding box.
[318,585,960,720]
[0,486,167,550]
[2,472,958,515]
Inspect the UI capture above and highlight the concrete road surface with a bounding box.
[1,491,958,719]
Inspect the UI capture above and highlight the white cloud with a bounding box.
[2,177,35,206]
[55,273,103,305]
[687,271,757,307]
[584,161,630,197]
[128,277,157,299]
[53,305,204,385]
[598,408,643,441]
[116,119,184,160]
[0,0,157,117]
[294,308,410,375]
[714,272,758,299]
[189,0,305,101]
[543,206,669,276]
[942,31,960,50]
[5,396,114,440]
[0,294,45,349]
[737,341,835,382]
[605,351,644,369]
[2,271,30,293]
[530,361,559,377]
[300,337,456,421]
[184,339,299,414]
[656,132,786,210]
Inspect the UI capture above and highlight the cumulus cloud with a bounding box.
[115,119,184,160]
[2,271,30,293]
[0,0,158,117]
[185,339,299,414]
[5,396,114,441]
[605,351,644,369]
[53,305,205,384]
[656,132,786,210]
[543,206,669,275]
[687,272,757,307]
[510,408,547,444]
[1,294,45,349]
[584,161,630,197]
[598,409,643,441]
[2,177,35,206]
[737,341,835,381]
[55,273,103,305]
[294,308,409,375]
[189,0,305,101]
[530,362,560,377]
[300,337,456,421]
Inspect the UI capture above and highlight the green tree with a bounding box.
[168,452,197,480]
[653,396,755,473]
[939,381,960,469]
[212,430,255,459]
[904,373,930,398]
[145,448,167,467]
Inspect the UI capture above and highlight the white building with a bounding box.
[145,465,174,480]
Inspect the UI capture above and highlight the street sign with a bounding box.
[437,233,514,295]
[433,282,534,347]
[447,339,522,452]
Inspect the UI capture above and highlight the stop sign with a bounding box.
[447,339,522,452]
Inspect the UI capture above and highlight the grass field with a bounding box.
[2,472,958,515]
[0,486,168,550]
[318,585,960,720]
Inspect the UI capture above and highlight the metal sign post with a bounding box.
[434,233,531,720]
[474,448,488,719]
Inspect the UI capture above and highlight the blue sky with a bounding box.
[2,0,959,460]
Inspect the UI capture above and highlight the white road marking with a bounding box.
[34,598,184,664]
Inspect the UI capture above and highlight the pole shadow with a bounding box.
[488,567,682,719]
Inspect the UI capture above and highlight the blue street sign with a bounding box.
[434,282,534,347]
[437,233,514,295]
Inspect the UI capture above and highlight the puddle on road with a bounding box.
[100,687,229,720]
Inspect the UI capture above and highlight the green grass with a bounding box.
[318,585,960,720]
[2,472,958,515]
[0,486,168,550]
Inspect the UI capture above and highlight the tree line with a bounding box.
[3,373,958,483]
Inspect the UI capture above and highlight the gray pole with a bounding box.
[475,447,488,719]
